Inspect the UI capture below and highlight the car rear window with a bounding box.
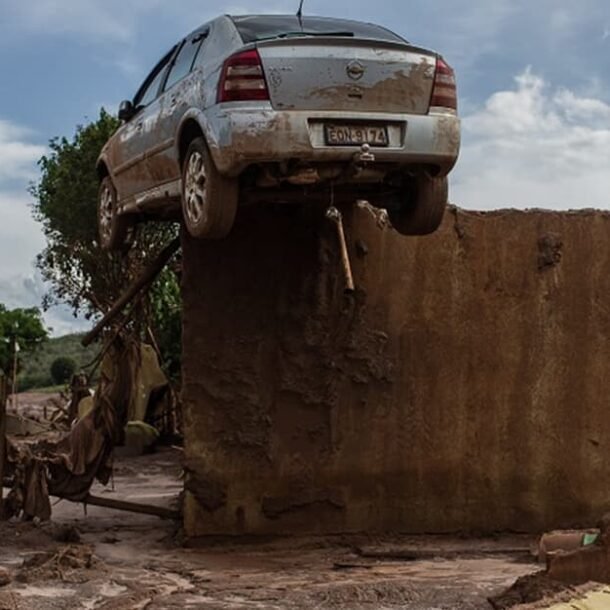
[231,15,406,45]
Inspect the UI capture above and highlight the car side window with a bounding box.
[164,31,207,91]
[134,48,176,108]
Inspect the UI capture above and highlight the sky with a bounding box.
[0,0,609,335]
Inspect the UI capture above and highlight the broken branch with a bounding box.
[82,237,181,347]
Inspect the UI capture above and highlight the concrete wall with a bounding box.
[181,204,610,536]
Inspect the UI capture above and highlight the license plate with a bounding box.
[324,124,389,147]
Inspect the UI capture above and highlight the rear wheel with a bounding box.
[387,173,448,236]
[98,176,132,251]
[182,137,238,239]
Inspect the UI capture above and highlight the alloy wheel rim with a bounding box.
[184,151,207,224]
[99,184,114,240]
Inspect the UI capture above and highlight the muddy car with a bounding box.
[97,14,460,250]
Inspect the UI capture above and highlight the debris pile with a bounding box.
[16,545,98,584]
[2,338,136,521]
[546,513,610,584]
[490,514,610,608]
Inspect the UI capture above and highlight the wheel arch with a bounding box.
[176,110,221,171]
[96,158,111,182]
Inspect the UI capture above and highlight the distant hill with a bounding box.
[18,333,100,391]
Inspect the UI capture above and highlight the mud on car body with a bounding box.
[97,14,460,250]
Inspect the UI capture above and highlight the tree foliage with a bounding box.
[30,110,182,378]
[31,109,118,313]
[0,305,48,377]
[50,356,77,385]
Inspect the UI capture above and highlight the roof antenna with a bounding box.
[297,0,305,27]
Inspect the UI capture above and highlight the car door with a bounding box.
[112,47,176,201]
[146,28,209,188]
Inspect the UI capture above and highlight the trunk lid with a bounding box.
[256,38,437,114]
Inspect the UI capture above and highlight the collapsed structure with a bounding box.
[180,204,610,537]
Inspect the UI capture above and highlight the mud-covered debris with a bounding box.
[0,568,11,588]
[488,571,574,609]
[538,529,599,562]
[545,512,610,584]
[4,337,138,522]
[0,591,18,610]
[16,544,99,584]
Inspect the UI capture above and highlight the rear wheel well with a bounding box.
[97,161,110,182]
[179,120,205,169]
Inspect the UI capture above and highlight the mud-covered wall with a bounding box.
[181,205,610,536]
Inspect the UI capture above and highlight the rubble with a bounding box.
[545,514,610,584]
[3,338,136,521]
[16,545,98,584]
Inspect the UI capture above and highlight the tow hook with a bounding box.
[354,143,376,165]
[325,206,355,294]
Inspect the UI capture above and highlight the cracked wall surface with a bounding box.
[181,204,610,536]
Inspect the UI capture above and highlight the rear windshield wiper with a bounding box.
[256,31,355,42]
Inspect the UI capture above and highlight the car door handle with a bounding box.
[135,121,143,131]
[170,96,178,108]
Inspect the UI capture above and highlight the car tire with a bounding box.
[181,137,238,239]
[388,173,448,236]
[98,176,132,251]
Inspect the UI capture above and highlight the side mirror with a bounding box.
[118,100,135,122]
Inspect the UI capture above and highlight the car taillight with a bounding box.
[430,58,457,113]
[217,49,270,103]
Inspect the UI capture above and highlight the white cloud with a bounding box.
[0,272,90,337]
[0,0,136,42]
[0,0,287,43]
[44,306,92,338]
[0,191,45,277]
[0,273,44,311]
[0,121,46,182]
[452,68,610,210]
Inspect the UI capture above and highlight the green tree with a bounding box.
[30,110,181,378]
[50,356,77,385]
[0,305,48,383]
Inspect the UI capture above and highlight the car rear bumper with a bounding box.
[203,103,460,178]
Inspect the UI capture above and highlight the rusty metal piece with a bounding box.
[326,206,355,294]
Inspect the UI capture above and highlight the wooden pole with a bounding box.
[81,494,180,520]
[82,237,180,347]
[0,372,7,519]
[0,487,181,521]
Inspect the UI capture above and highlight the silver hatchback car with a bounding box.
[97,14,460,250]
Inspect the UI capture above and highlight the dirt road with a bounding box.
[0,447,545,609]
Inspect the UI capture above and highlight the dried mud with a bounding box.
[181,204,610,537]
[0,448,544,609]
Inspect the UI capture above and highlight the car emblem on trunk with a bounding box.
[346,61,365,80]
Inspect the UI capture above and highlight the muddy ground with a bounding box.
[0,444,556,610]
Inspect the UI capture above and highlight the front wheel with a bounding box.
[182,137,238,239]
[387,174,448,236]
[98,176,132,251]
